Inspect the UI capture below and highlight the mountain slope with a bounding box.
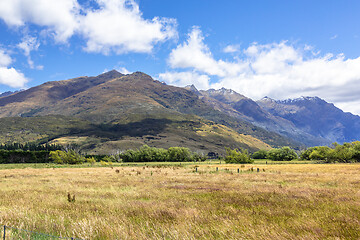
[0,70,291,154]
[0,70,124,118]
[2,70,353,149]
[258,96,360,144]
[194,87,327,146]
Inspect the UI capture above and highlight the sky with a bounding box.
[1,0,360,114]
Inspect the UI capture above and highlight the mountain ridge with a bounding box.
[0,70,286,154]
[186,84,360,145]
[0,70,357,153]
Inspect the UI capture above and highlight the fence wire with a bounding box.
[1,225,83,240]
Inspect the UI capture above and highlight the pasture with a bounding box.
[0,163,359,239]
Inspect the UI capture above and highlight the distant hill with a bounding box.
[0,90,23,98]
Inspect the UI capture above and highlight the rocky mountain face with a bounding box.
[257,96,360,144]
[188,84,360,145]
[190,87,330,146]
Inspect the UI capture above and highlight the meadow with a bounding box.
[0,162,359,239]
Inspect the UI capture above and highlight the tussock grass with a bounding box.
[0,163,359,239]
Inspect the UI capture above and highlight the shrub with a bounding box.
[191,152,207,162]
[224,147,253,164]
[267,147,297,161]
[326,143,356,163]
[102,155,115,162]
[167,147,192,162]
[308,146,331,161]
[50,150,84,164]
[300,147,316,160]
[252,149,268,159]
[86,157,96,165]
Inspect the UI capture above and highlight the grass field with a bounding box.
[0,162,359,239]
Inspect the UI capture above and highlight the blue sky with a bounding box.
[1,0,360,114]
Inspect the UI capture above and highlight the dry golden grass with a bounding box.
[0,163,359,239]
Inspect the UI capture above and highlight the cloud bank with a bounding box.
[0,0,177,88]
[0,0,177,54]
[80,0,177,54]
[0,49,28,88]
[0,0,80,43]
[159,27,360,114]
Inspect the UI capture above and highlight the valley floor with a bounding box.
[0,162,359,239]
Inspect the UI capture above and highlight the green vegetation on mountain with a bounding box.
[0,70,299,154]
[0,114,271,155]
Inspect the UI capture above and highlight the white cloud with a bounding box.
[0,50,12,67]
[168,27,244,77]
[161,27,360,115]
[0,0,177,54]
[223,44,240,53]
[0,67,28,88]
[80,0,177,54]
[17,36,43,69]
[17,36,39,56]
[158,71,210,90]
[116,67,132,75]
[0,49,28,88]
[0,0,80,43]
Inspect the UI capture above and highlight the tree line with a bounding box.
[300,141,360,163]
[2,141,360,164]
[0,142,61,164]
[250,141,360,163]
[251,147,298,161]
[0,142,61,151]
[119,145,206,162]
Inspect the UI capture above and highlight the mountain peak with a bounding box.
[260,96,276,102]
[129,71,154,81]
[97,70,124,79]
[184,84,199,92]
[277,96,325,105]
[206,87,242,96]
[200,88,248,105]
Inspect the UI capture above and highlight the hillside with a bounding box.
[1,70,356,151]
[258,96,360,144]
[0,70,291,154]
[186,87,328,146]
[186,85,360,146]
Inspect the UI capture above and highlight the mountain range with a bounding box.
[0,70,358,154]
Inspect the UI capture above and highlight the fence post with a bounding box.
[3,225,5,240]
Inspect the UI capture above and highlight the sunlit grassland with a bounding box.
[0,159,316,170]
[0,163,359,239]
